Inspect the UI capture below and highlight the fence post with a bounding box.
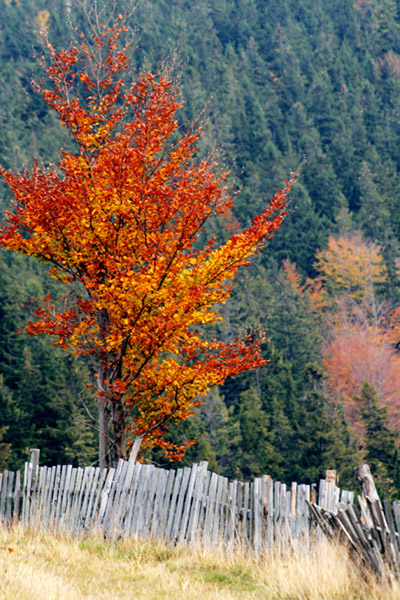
[128,437,142,464]
[30,449,40,488]
[326,470,337,486]
[22,448,40,526]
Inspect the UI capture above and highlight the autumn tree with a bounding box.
[314,233,387,322]
[313,232,400,438]
[0,15,294,467]
[323,320,400,435]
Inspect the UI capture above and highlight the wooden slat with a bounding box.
[111,460,138,540]
[43,466,57,530]
[69,467,84,534]
[273,481,281,551]
[259,477,268,554]
[48,466,62,531]
[76,467,96,534]
[318,479,326,510]
[63,467,77,532]
[248,480,254,550]
[35,467,47,529]
[218,477,229,546]
[128,464,150,537]
[170,467,191,543]
[280,484,288,550]
[102,460,125,537]
[150,468,169,540]
[58,465,73,531]
[96,467,116,530]
[157,468,176,540]
[87,468,108,534]
[27,450,40,527]
[21,463,29,526]
[265,477,274,550]
[0,471,8,523]
[80,467,98,531]
[5,472,14,525]
[304,485,311,549]
[202,471,218,546]
[296,484,310,547]
[294,484,303,542]
[290,482,297,540]
[130,464,152,537]
[134,464,155,538]
[241,481,250,551]
[178,464,198,545]
[54,465,67,530]
[37,466,47,529]
[224,479,237,548]
[103,460,128,538]
[166,467,185,542]
[234,481,243,551]
[211,474,225,548]
[13,471,21,522]
[383,499,399,557]
[80,467,99,533]
[285,489,291,547]
[253,477,261,556]
[197,470,211,536]
[123,463,143,536]
[140,465,158,538]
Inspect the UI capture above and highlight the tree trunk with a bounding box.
[97,366,110,469]
[112,399,127,462]
[97,309,130,466]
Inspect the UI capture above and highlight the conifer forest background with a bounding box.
[2,0,400,498]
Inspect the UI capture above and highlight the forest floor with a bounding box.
[0,525,397,599]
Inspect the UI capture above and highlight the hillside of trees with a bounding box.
[2,0,400,495]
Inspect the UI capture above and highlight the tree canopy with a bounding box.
[0,14,294,466]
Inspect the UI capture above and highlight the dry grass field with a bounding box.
[0,525,399,599]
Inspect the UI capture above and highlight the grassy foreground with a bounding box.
[0,526,398,600]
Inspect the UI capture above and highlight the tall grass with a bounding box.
[0,525,398,599]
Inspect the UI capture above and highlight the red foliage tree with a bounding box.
[314,233,400,437]
[323,319,400,436]
[0,19,294,466]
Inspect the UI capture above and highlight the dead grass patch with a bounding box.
[0,525,398,599]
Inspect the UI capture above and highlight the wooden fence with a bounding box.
[0,449,355,554]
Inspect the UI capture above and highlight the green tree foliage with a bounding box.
[219,266,359,486]
[0,253,97,469]
[356,381,400,500]
[237,386,280,480]
[0,423,11,472]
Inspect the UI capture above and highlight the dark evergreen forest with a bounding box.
[2,0,400,494]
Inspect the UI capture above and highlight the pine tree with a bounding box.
[0,425,11,472]
[356,381,400,500]
[292,363,360,487]
[238,386,281,479]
